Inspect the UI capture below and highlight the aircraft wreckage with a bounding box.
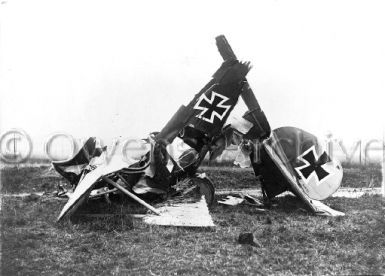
[53,35,344,227]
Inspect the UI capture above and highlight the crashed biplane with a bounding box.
[53,35,344,227]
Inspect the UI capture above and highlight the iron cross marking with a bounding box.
[297,148,331,182]
[194,91,231,124]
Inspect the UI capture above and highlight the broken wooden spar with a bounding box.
[102,176,161,216]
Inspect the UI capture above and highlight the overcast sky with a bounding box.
[0,0,384,156]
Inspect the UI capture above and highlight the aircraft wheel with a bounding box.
[191,173,215,206]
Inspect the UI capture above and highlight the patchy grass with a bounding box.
[1,165,384,275]
[1,194,384,275]
[1,166,64,194]
[339,165,382,188]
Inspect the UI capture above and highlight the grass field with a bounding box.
[1,165,384,275]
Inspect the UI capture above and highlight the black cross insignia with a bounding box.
[297,149,331,182]
[194,90,231,124]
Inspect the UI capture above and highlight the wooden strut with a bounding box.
[102,176,161,216]
[89,188,118,199]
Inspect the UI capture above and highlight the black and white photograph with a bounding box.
[0,0,384,275]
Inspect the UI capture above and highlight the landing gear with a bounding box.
[192,173,215,206]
